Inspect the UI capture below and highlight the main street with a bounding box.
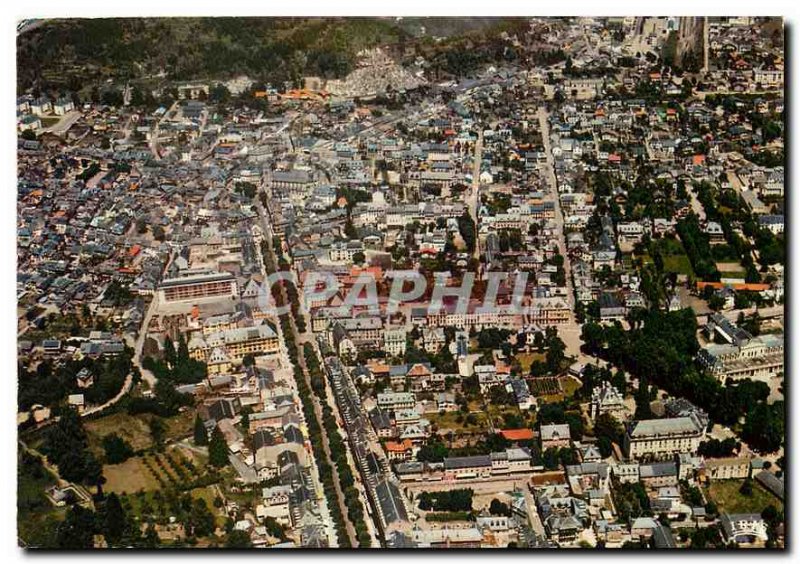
[256,192,358,548]
[537,105,584,360]
[469,128,484,262]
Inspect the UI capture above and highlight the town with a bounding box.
[17,16,784,549]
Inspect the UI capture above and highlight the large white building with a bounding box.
[697,333,784,383]
[624,414,706,460]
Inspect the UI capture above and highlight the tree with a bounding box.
[593,413,623,457]
[102,433,134,464]
[225,529,252,548]
[42,408,102,487]
[742,401,784,453]
[163,336,176,367]
[634,379,653,420]
[149,417,166,451]
[193,414,209,446]
[57,505,96,549]
[142,523,160,548]
[188,498,215,538]
[489,498,511,516]
[240,408,251,431]
[100,493,127,546]
[208,426,229,468]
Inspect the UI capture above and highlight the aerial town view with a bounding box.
[15,16,785,550]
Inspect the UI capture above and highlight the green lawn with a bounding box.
[85,412,154,453]
[516,352,545,373]
[662,254,695,276]
[40,117,61,127]
[559,375,582,397]
[103,456,162,494]
[706,479,783,515]
[716,262,747,279]
[18,450,64,548]
[428,410,489,433]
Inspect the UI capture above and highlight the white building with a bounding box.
[624,414,705,459]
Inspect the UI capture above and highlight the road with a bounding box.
[685,182,707,221]
[537,105,583,359]
[469,129,484,262]
[130,294,159,388]
[256,197,358,548]
[150,101,178,160]
[523,486,546,536]
[42,110,81,136]
[81,372,134,417]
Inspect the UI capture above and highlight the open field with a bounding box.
[163,410,196,441]
[103,457,161,494]
[663,254,694,275]
[103,446,201,494]
[706,479,783,515]
[516,352,545,373]
[716,262,747,278]
[529,377,563,402]
[558,375,582,397]
[85,412,153,452]
[428,410,489,433]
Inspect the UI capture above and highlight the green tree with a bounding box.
[57,505,96,549]
[102,433,134,464]
[163,336,176,367]
[188,498,215,538]
[742,401,784,453]
[142,523,160,547]
[225,529,252,548]
[208,426,229,468]
[193,414,208,446]
[100,493,128,546]
[149,417,166,451]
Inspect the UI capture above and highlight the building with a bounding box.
[624,414,705,459]
[541,423,572,450]
[590,382,627,421]
[720,513,768,545]
[329,241,364,263]
[701,456,750,481]
[697,333,784,383]
[384,328,407,357]
[158,271,238,303]
[189,324,279,363]
[377,392,415,411]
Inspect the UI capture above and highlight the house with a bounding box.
[75,367,94,389]
[704,221,725,242]
[639,461,679,488]
[590,382,627,421]
[53,97,75,116]
[624,414,705,459]
[384,439,414,462]
[720,513,769,545]
[384,328,407,357]
[702,457,750,481]
[68,394,85,414]
[540,423,572,450]
[758,214,784,235]
[30,97,52,116]
[754,470,784,502]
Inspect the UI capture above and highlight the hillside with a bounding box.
[17,17,408,93]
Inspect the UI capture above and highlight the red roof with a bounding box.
[696,281,770,292]
[500,428,535,441]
